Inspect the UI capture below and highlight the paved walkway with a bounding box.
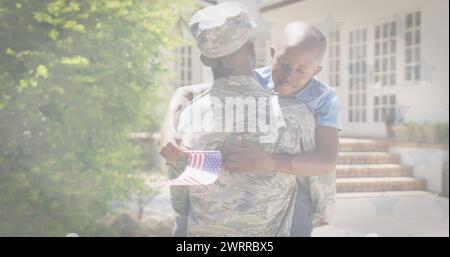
[145,177,449,237]
[312,192,449,237]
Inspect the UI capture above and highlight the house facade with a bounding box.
[173,0,449,138]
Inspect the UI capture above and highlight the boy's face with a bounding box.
[271,45,322,96]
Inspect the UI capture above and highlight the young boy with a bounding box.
[160,21,341,237]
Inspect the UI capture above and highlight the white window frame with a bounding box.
[374,21,397,87]
[328,30,341,87]
[175,45,193,88]
[373,94,396,123]
[404,11,421,84]
[348,28,368,123]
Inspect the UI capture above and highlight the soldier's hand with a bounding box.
[159,128,185,161]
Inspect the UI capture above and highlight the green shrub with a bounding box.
[434,123,449,145]
[0,0,191,236]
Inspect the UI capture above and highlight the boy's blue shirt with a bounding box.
[253,66,342,130]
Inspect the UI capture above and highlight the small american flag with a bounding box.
[168,150,222,186]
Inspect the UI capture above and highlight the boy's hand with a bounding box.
[223,139,275,172]
[159,127,185,161]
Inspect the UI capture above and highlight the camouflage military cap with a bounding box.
[189,2,256,58]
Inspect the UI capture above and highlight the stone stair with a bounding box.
[337,138,427,195]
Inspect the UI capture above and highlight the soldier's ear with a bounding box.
[270,46,276,58]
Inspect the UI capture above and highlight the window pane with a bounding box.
[405,31,413,46]
[415,47,421,62]
[390,39,396,53]
[375,42,380,56]
[415,29,421,44]
[375,26,381,39]
[390,22,396,36]
[349,94,353,106]
[405,66,412,80]
[390,74,396,85]
[414,64,421,80]
[390,95,396,105]
[406,13,413,29]
[383,41,388,55]
[383,57,388,71]
[374,109,379,122]
[415,12,421,27]
[383,23,389,38]
[382,108,388,121]
[405,49,412,63]
[388,108,395,120]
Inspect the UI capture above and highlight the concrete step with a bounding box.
[336,190,437,198]
[339,138,388,152]
[336,164,412,178]
[336,177,427,193]
[337,152,401,164]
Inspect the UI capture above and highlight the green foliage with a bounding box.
[403,122,449,145]
[0,0,192,236]
[433,123,449,145]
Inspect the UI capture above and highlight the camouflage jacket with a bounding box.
[172,76,334,236]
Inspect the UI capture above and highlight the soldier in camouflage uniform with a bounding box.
[167,2,326,236]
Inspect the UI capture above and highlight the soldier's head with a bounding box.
[189,2,256,78]
[200,41,255,78]
[271,21,327,96]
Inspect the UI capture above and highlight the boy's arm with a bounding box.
[159,83,212,161]
[223,126,339,176]
[271,126,338,176]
